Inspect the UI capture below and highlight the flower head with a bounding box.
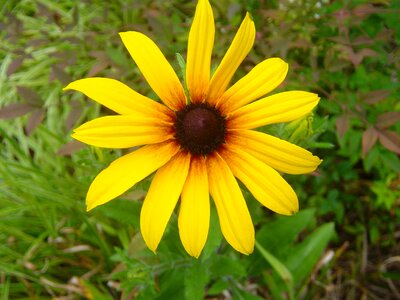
[64,0,321,258]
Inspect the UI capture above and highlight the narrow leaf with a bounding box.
[87,61,109,77]
[65,100,82,130]
[51,65,72,84]
[0,103,35,119]
[26,109,45,135]
[376,112,400,129]
[57,140,85,156]
[176,53,186,82]
[17,86,42,105]
[362,127,378,157]
[363,89,390,105]
[7,57,24,76]
[255,241,293,285]
[336,115,350,138]
[285,223,335,285]
[378,130,400,154]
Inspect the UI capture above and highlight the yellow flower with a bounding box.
[64,0,321,258]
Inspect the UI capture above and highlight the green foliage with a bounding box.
[0,0,399,299]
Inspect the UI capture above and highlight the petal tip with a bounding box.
[188,250,201,259]
[118,31,130,37]
[148,245,158,255]
[119,31,143,40]
[86,187,105,212]
[142,235,159,255]
[118,31,137,42]
[86,192,99,211]
[63,83,73,91]
[240,243,255,255]
[245,11,253,21]
[86,202,95,212]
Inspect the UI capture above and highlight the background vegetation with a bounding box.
[0,0,399,299]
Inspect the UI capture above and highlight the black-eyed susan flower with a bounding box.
[64,0,321,258]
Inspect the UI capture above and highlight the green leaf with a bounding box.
[184,262,209,300]
[156,269,185,300]
[1,276,10,300]
[79,279,113,300]
[232,287,265,300]
[210,256,247,278]
[200,204,223,260]
[96,198,141,228]
[256,209,316,257]
[255,241,293,285]
[176,52,186,81]
[176,52,190,102]
[285,223,335,286]
[207,279,230,296]
[263,273,285,300]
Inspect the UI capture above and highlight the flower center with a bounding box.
[175,103,226,155]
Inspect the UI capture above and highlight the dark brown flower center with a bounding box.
[175,103,226,155]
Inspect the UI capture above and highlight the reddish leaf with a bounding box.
[0,103,35,119]
[89,51,108,60]
[64,37,81,45]
[357,48,378,59]
[7,57,24,76]
[343,46,378,67]
[27,38,49,48]
[336,115,350,139]
[5,12,23,42]
[17,86,42,105]
[87,61,109,77]
[378,130,400,155]
[362,127,378,157]
[328,36,348,44]
[334,8,351,22]
[51,51,77,65]
[260,9,281,20]
[353,35,374,46]
[65,101,82,130]
[376,112,400,129]
[363,89,390,105]
[57,140,85,156]
[25,109,45,135]
[352,4,380,19]
[50,65,72,85]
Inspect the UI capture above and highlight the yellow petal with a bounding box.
[206,152,254,254]
[140,151,191,253]
[119,31,186,111]
[207,13,256,105]
[178,156,209,258]
[86,141,179,211]
[229,91,320,129]
[72,115,174,149]
[186,0,215,103]
[63,78,171,117]
[218,58,288,114]
[227,130,322,174]
[220,146,298,215]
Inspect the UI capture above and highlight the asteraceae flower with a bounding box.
[64,0,321,258]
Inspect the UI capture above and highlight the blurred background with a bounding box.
[0,0,399,299]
